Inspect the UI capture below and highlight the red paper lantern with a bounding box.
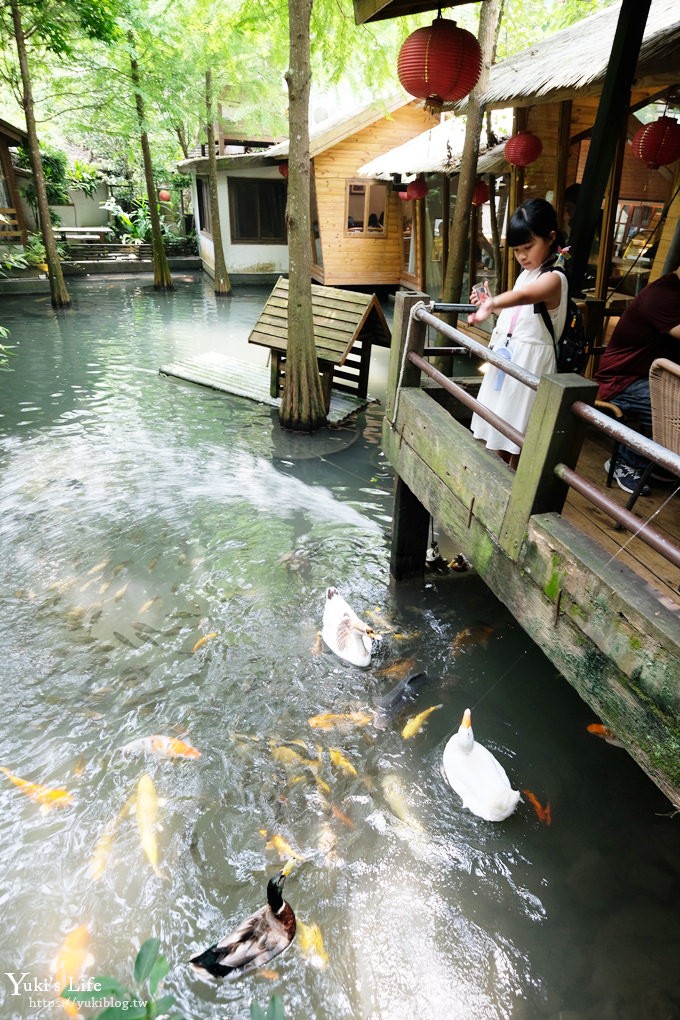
[504,130,543,167]
[158,189,171,202]
[471,179,489,206]
[397,17,482,110]
[278,162,289,178]
[631,116,680,169]
[406,179,429,201]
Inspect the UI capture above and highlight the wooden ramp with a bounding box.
[248,276,391,408]
[159,352,372,425]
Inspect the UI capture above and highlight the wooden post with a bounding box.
[569,0,652,291]
[498,373,597,559]
[384,290,428,423]
[554,100,572,231]
[390,476,431,581]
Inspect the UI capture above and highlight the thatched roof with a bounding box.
[358,118,508,179]
[480,0,680,108]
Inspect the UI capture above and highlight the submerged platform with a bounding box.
[159,351,373,424]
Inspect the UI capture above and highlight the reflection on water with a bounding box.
[0,275,678,1020]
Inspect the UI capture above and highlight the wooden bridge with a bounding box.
[384,292,680,809]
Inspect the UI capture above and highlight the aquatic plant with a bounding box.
[61,937,182,1019]
[251,994,286,1020]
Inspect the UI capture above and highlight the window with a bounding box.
[228,178,287,244]
[196,177,212,235]
[345,181,387,236]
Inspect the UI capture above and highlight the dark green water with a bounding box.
[0,274,678,1020]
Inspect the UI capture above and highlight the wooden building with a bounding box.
[177,96,437,287]
[0,118,28,245]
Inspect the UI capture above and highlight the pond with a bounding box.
[0,274,678,1020]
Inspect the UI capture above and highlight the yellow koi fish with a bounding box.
[381,774,424,832]
[138,596,161,614]
[401,704,442,740]
[51,924,94,1018]
[89,793,135,881]
[451,624,494,653]
[269,741,318,769]
[296,919,330,970]
[329,749,358,777]
[0,766,74,811]
[119,734,201,759]
[192,632,218,653]
[308,711,373,731]
[133,774,165,879]
[264,832,305,861]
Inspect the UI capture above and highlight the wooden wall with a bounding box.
[312,102,437,286]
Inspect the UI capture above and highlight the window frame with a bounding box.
[228,177,287,245]
[344,180,388,238]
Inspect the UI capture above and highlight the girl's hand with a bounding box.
[469,280,491,306]
[468,296,495,324]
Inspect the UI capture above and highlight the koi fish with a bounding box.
[451,624,494,653]
[256,969,280,980]
[133,773,165,879]
[51,924,94,1018]
[113,581,129,603]
[192,632,218,653]
[87,559,110,576]
[329,749,358,777]
[137,596,161,614]
[401,704,442,739]
[381,774,423,831]
[296,919,329,970]
[0,766,74,811]
[522,789,552,825]
[269,741,319,770]
[373,671,428,728]
[586,723,625,748]
[262,831,305,861]
[308,711,373,730]
[89,793,135,881]
[119,734,201,760]
[331,803,354,828]
[374,657,418,680]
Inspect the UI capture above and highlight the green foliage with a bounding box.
[0,243,29,274]
[16,144,70,209]
[69,159,100,197]
[60,937,182,1020]
[101,195,152,243]
[8,0,125,57]
[22,233,47,266]
[0,325,14,373]
[250,994,286,1020]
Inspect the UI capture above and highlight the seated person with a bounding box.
[595,264,680,493]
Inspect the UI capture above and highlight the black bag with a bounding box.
[535,263,589,374]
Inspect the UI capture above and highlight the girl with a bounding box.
[468,198,568,469]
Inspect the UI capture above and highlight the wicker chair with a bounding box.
[624,357,680,513]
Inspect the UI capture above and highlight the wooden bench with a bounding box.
[248,276,391,411]
[56,226,114,243]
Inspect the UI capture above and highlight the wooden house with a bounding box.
[0,117,28,245]
[177,96,437,287]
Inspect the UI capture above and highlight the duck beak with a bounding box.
[462,708,472,728]
[281,857,297,878]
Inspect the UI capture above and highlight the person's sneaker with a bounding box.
[604,459,651,497]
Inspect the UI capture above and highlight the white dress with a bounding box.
[470,267,568,455]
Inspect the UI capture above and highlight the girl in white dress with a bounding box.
[468,199,568,469]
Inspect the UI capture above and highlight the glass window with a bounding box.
[229,178,287,244]
[345,181,387,236]
[196,177,212,235]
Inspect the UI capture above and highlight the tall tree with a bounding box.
[279,0,326,432]
[205,68,231,297]
[1,0,122,307]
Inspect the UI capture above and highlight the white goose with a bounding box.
[442,708,520,822]
[321,586,378,668]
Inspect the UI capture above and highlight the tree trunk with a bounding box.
[128,33,173,291]
[278,0,326,433]
[206,69,232,297]
[10,0,70,308]
[440,0,503,342]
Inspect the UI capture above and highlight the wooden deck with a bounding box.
[566,430,680,609]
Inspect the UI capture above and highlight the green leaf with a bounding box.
[250,1005,266,1020]
[147,954,170,996]
[134,938,161,985]
[96,1006,147,1020]
[266,994,286,1020]
[153,993,177,1013]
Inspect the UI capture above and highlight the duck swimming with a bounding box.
[189,862,296,980]
[442,708,520,822]
[321,586,378,668]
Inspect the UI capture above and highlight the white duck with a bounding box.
[321,586,378,668]
[442,708,520,822]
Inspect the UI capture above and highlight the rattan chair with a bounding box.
[625,357,680,513]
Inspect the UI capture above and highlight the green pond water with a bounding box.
[0,274,678,1020]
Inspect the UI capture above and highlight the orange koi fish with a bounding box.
[522,789,552,825]
[331,803,354,828]
[0,766,74,811]
[586,723,625,748]
[119,734,201,759]
[451,625,494,653]
[192,632,218,653]
[51,924,93,1018]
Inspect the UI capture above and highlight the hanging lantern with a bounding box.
[406,179,429,200]
[504,130,543,167]
[397,16,482,111]
[471,179,489,206]
[278,162,289,178]
[158,189,171,203]
[631,116,680,170]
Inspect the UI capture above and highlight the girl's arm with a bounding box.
[468,271,562,324]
